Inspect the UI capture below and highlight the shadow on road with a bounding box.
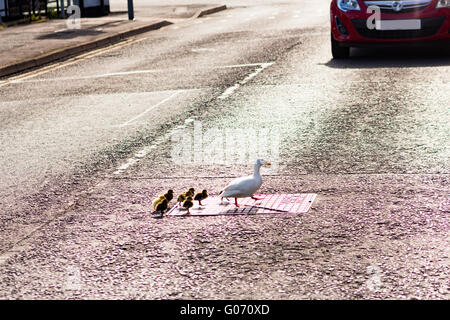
[37,29,106,40]
[324,46,450,69]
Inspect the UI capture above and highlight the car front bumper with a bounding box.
[330,1,450,46]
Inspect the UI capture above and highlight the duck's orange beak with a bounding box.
[266,162,271,166]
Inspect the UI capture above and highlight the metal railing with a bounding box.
[0,0,128,23]
[0,0,48,21]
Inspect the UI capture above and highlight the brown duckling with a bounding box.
[164,189,174,202]
[177,193,186,205]
[152,195,166,209]
[185,188,195,197]
[182,196,193,214]
[154,198,168,216]
[194,189,208,206]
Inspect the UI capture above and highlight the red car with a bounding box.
[330,0,450,58]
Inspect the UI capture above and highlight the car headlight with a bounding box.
[436,0,450,8]
[337,0,361,12]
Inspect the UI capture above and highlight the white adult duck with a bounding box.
[219,159,271,207]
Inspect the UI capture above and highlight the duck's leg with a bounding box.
[221,197,230,204]
[199,200,205,206]
[251,196,263,201]
[234,198,240,207]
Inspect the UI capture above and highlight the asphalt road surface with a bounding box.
[0,0,449,299]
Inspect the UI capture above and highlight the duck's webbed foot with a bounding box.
[251,196,263,201]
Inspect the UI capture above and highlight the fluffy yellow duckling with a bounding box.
[182,196,193,214]
[177,193,186,205]
[164,189,174,202]
[185,188,195,197]
[152,195,166,209]
[154,198,168,216]
[177,188,195,206]
[194,189,208,206]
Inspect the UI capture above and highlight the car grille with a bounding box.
[364,0,431,14]
[351,17,445,39]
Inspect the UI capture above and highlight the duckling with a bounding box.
[152,195,166,209]
[182,196,193,214]
[185,188,195,197]
[194,189,208,206]
[177,193,186,205]
[164,189,174,202]
[154,198,168,216]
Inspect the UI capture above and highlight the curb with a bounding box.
[0,20,172,78]
[195,4,227,18]
[0,4,227,78]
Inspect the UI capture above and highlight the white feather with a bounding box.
[220,159,269,198]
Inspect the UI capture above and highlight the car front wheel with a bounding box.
[331,34,350,59]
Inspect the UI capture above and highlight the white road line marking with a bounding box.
[8,69,166,83]
[191,48,216,52]
[113,143,157,175]
[0,37,150,87]
[113,116,197,175]
[118,90,182,128]
[218,62,274,100]
[114,158,140,174]
[216,62,272,69]
[113,122,188,175]
[7,63,272,83]
[11,39,134,80]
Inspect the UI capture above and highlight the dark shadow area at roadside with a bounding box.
[324,46,450,69]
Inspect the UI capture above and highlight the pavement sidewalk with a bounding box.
[0,3,226,78]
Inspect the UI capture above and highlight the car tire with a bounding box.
[331,34,350,59]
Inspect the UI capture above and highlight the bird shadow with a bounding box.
[36,28,106,40]
[221,204,290,215]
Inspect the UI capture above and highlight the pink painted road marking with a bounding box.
[166,194,317,217]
